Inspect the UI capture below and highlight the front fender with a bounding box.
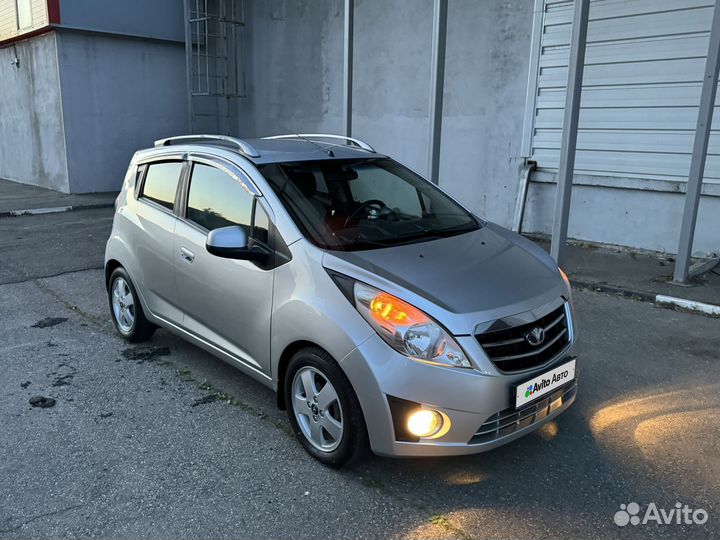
[270,243,374,388]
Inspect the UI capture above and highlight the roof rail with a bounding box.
[263,134,375,153]
[154,134,260,158]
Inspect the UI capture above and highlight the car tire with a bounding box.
[285,346,369,468]
[108,267,156,342]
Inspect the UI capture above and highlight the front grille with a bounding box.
[469,381,577,445]
[475,304,570,372]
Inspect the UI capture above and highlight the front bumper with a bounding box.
[339,332,578,457]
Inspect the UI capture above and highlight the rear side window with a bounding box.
[141,162,183,210]
[186,163,253,231]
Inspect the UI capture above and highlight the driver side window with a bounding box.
[349,165,423,216]
[186,163,253,232]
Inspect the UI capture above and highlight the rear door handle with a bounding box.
[180,247,195,263]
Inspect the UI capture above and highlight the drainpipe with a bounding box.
[512,160,536,234]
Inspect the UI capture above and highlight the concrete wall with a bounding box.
[438,0,533,226]
[3,0,712,254]
[352,0,433,175]
[236,0,720,256]
[0,32,69,192]
[353,0,534,221]
[237,0,534,226]
[236,0,344,138]
[58,0,184,42]
[523,179,720,256]
[56,30,187,192]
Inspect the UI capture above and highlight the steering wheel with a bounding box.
[343,200,389,228]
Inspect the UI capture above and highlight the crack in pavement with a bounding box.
[0,266,104,287]
[31,278,110,334]
[0,504,86,533]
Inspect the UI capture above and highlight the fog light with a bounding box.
[407,409,443,438]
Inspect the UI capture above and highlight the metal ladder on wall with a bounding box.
[184,0,246,135]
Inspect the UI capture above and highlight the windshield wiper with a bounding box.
[429,223,479,237]
[332,230,396,248]
[400,222,477,240]
[331,219,479,250]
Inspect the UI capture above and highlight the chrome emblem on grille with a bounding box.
[525,327,545,346]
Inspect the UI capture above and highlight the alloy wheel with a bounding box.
[291,366,344,452]
[111,277,135,332]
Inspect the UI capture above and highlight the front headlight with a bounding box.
[353,282,471,368]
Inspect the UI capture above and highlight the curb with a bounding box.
[0,202,114,218]
[571,280,656,302]
[656,294,720,316]
[571,279,720,317]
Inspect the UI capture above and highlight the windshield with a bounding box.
[258,158,480,251]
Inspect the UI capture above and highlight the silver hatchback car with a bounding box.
[105,133,577,467]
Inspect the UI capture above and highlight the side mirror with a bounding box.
[206,225,267,261]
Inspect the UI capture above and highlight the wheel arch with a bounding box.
[105,259,123,290]
[275,340,320,410]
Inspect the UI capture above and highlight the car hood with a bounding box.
[322,222,568,335]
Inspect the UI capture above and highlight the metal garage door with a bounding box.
[522,0,720,185]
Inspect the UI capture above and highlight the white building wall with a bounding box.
[525,0,718,182]
[523,0,720,255]
[0,0,50,42]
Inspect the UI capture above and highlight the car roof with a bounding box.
[145,134,384,165]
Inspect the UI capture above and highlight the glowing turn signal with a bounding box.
[369,293,428,325]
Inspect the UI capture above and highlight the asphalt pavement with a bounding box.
[0,178,116,216]
[1,208,718,539]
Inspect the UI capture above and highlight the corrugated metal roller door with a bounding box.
[526,0,720,184]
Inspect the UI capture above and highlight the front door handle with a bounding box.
[180,247,195,263]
